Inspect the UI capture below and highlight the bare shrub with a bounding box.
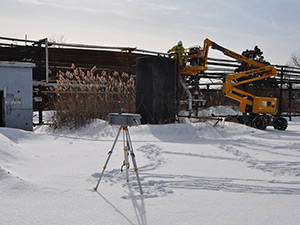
[48,65,135,129]
[291,51,300,67]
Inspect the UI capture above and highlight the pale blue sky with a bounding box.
[1,0,299,64]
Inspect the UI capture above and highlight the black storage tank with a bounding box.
[136,56,176,124]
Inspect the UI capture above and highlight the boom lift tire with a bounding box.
[273,117,288,130]
[251,116,267,130]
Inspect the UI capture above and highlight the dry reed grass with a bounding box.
[48,64,135,129]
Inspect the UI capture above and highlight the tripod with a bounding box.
[94,125,143,194]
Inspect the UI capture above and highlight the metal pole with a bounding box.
[176,62,179,117]
[288,83,292,121]
[179,76,192,114]
[278,66,284,115]
[45,38,49,83]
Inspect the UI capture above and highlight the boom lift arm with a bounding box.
[180,38,287,130]
[208,40,278,114]
[222,65,277,114]
[181,39,277,114]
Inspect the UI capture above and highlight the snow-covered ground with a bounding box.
[1,113,300,224]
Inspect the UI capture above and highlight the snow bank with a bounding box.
[1,113,300,225]
[199,105,241,117]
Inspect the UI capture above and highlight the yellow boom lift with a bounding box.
[180,38,288,130]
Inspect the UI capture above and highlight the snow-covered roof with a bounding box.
[0,61,35,68]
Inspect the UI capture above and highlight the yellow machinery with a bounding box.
[180,38,288,130]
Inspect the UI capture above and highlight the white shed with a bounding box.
[0,61,35,131]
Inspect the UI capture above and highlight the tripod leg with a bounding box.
[125,128,144,194]
[123,146,130,182]
[94,126,122,191]
[120,128,130,182]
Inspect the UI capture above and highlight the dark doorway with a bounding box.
[0,91,4,127]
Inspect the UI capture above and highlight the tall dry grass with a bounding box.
[48,64,135,129]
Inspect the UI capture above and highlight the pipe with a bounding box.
[45,38,49,83]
